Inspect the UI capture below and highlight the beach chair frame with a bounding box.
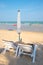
[16,44,37,63]
[2,41,17,54]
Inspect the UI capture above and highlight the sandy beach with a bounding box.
[0,30,43,47]
[0,0,43,64]
[0,30,43,65]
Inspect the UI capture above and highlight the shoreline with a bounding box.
[0,23,43,32]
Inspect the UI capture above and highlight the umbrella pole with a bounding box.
[18,33,21,41]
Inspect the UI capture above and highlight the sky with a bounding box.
[0,0,43,21]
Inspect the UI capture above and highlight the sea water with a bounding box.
[0,21,43,24]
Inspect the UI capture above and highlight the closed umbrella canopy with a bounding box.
[17,10,21,33]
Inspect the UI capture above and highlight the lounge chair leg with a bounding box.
[18,47,22,56]
[15,46,19,56]
[32,45,37,63]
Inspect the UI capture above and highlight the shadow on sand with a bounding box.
[0,43,43,65]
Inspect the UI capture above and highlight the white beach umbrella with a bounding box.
[17,10,21,33]
[17,10,21,41]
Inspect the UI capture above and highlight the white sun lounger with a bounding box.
[16,44,37,63]
[2,40,17,54]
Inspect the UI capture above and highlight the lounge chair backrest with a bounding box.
[18,44,33,52]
